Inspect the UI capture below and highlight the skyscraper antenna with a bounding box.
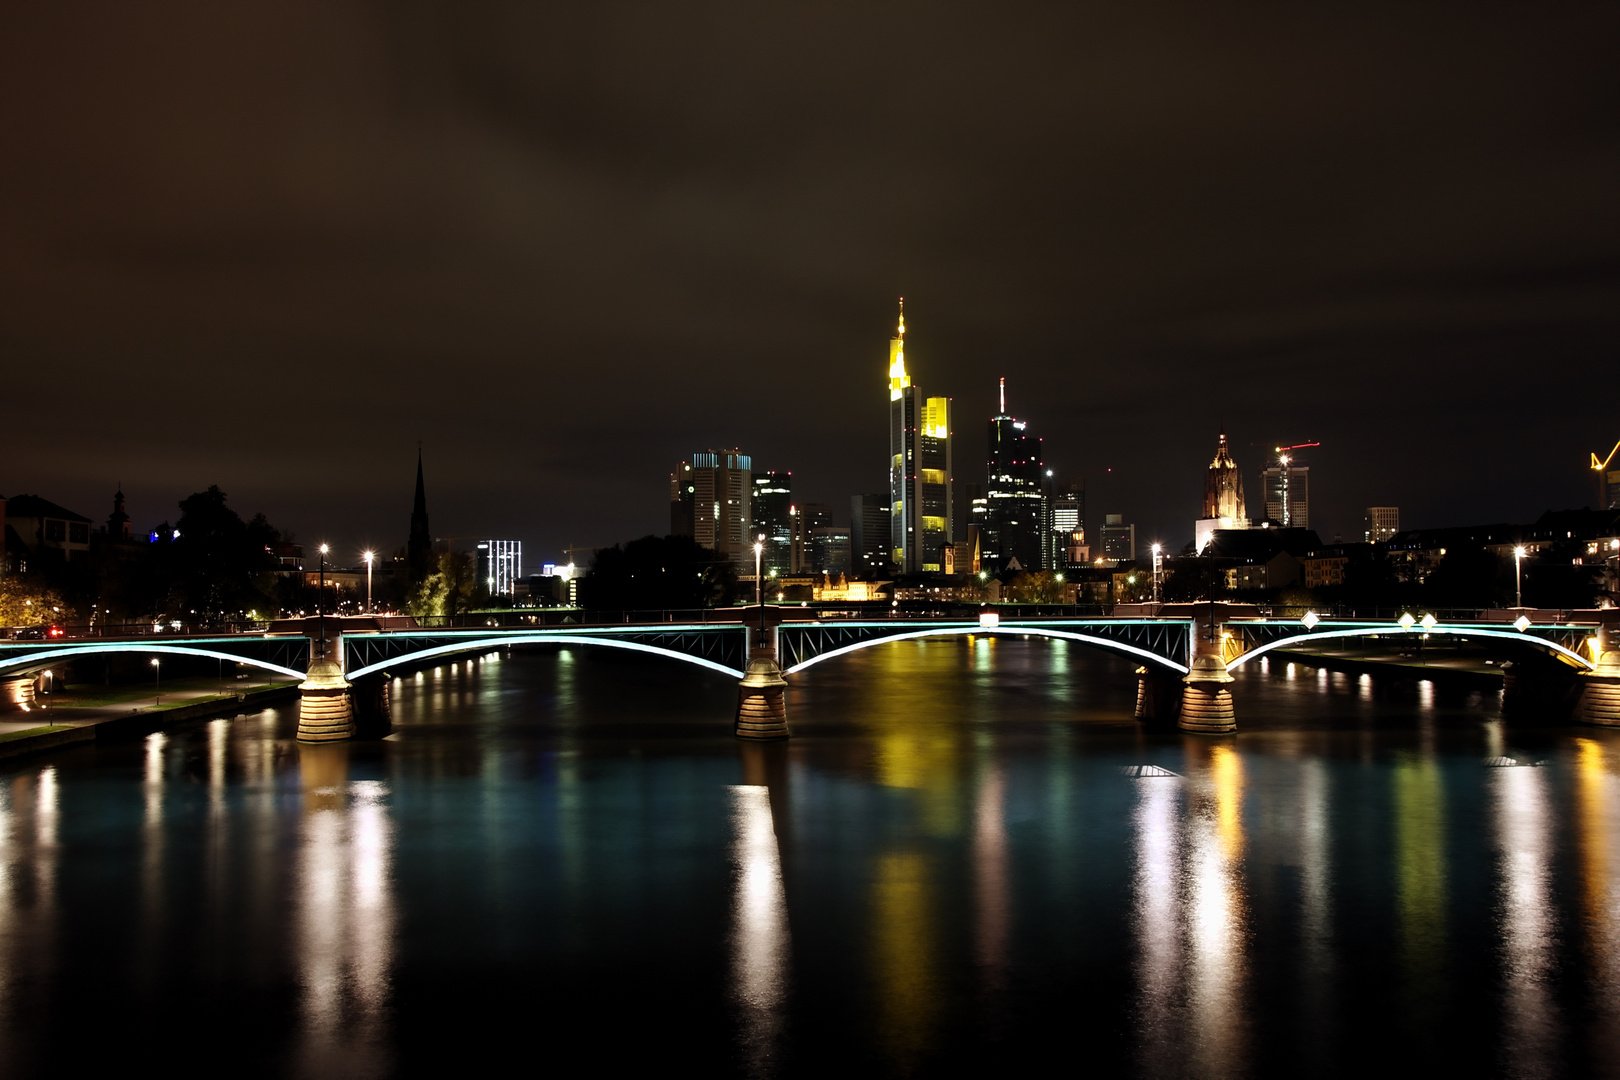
[999,377,1006,415]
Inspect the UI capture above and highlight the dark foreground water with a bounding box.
[2,638,1618,1077]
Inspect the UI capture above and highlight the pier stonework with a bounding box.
[1579,649,1620,727]
[736,646,789,739]
[1179,619,1236,734]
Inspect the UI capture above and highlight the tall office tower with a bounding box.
[811,526,853,575]
[887,300,953,573]
[1050,480,1088,569]
[1203,428,1247,522]
[792,501,831,572]
[984,379,1045,572]
[752,471,793,574]
[850,493,891,576]
[685,450,753,566]
[1363,507,1400,543]
[1100,514,1136,562]
[1261,457,1310,527]
[476,540,522,596]
[670,461,695,538]
[408,449,433,582]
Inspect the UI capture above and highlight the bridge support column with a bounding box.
[297,658,354,742]
[352,676,392,739]
[1135,666,1183,724]
[1579,650,1620,727]
[1178,652,1237,735]
[736,647,789,740]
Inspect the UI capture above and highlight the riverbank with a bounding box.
[0,681,300,761]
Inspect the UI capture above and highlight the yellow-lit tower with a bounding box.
[887,299,953,573]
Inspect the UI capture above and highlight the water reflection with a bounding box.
[293,744,395,1078]
[729,785,791,1076]
[1575,738,1620,1064]
[1494,762,1562,1076]
[1393,753,1447,1026]
[1131,770,1182,1079]
[871,850,936,1072]
[1185,742,1248,1079]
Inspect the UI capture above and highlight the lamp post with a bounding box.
[1514,545,1526,609]
[150,657,160,705]
[363,550,374,615]
[754,535,766,643]
[318,543,330,659]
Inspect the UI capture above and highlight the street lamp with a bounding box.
[754,534,766,643]
[1151,543,1163,605]
[1513,545,1526,609]
[363,550,375,615]
[150,657,160,704]
[318,543,330,658]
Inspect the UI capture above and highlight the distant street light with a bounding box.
[754,535,766,642]
[150,657,160,704]
[1514,545,1527,608]
[363,551,375,615]
[318,543,330,658]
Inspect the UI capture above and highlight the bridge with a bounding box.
[2,606,1616,739]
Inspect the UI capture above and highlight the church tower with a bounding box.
[408,450,433,582]
[1202,427,1246,522]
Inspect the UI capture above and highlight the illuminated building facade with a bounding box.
[476,540,522,596]
[850,493,890,576]
[887,300,953,573]
[677,449,753,567]
[1261,460,1310,528]
[1364,506,1400,543]
[1100,514,1136,562]
[983,379,1045,572]
[752,471,793,574]
[1196,428,1249,552]
[791,502,831,573]
[1050,481,1088,569]
[810,526,852,575]
[1202,429,1247,521]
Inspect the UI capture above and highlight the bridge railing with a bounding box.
[2,621,273,640]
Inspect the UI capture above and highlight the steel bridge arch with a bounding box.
[780,625,1191,676]
[1225,625,1596,672]
[344,634,747,682]
[0,643,307,681]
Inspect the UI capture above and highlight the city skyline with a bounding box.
[4,6,1617,562]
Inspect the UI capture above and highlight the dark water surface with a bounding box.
[2,638,1618,1077]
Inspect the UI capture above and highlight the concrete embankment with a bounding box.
[0,684,299,763]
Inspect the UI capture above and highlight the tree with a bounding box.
[583,535,739,611]
[0,577,72,627]
[1004,569,1071,604]
[155,487,282,622]
[406,551,478,619]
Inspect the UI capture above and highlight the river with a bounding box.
[0,637,1615,1078]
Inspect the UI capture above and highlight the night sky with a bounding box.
[5,5,1618,564]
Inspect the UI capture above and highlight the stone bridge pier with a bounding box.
[1179,615,1236,734]
[297,616,354,742]
[736,608,789,740]
[1580,620,1620,727]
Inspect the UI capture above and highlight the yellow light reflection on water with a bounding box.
[729,785,791,1072]
[1393,753,1446,1022]
[870,850,936,1073]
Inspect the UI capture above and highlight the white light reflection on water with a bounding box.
[294,747,395,1078]
[728,784,791,1076]
[973,765,1010,1002]
[1495,762,1563,1077]
[1131,770,1182,1079]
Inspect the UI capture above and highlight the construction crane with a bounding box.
[1593,440,1620,510]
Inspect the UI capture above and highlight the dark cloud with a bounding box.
[3,3,1617,557]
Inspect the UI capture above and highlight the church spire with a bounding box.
[408,448,432,581]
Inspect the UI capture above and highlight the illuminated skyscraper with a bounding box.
[677,450,752,567]
[752,471,793,574]
[476,540,522,596]
[1261,458,1310,528]
[850,493,890,576]
[983,379,1044,572]
[1050,480,1088,569]
[887,300,953,572]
